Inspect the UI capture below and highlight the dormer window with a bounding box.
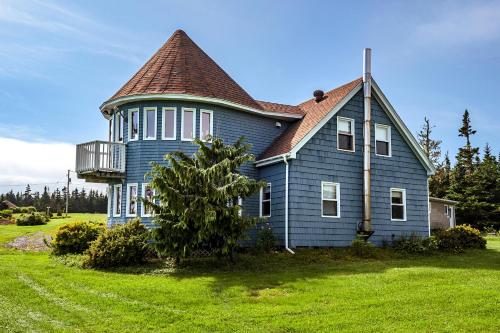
[375,124,391,156]
[200,109,213,141]
[128,108,139,141]
[182,108,196,141]
[337,117,354,152]
[143,107,157,140]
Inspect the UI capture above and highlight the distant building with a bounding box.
[429,197,457,230]
[1,200,17,210]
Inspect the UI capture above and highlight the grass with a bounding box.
[0,214,499,332]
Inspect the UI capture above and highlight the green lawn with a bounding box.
[1,214,499,332]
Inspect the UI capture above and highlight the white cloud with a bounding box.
[416,2,500,46]
[0,137,105,193]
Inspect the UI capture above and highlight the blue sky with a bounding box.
[0,0,499,192]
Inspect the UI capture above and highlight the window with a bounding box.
[113,184,122,217]
[162,107,177,140]
[391,188,406,221]
[444,205,449,216]
[141,183,155,217]
[337,117,354,151]
[375,124,391,156]
[114,112,123,142]
[143,107,157,140]
[126,183,138,217]
[181,108,196,141]
[227,196,243,217]
[128,108,139,141]
[322,182,340,218]
[260,183,271,217]
[200,109,213,141]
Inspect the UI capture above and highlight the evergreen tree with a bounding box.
[417,117,442,166]
[430,152,451,198]
[23,184,33,206]
[148,136,264,263]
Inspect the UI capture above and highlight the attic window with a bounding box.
[375,124,391,156]
[337,117,354,152]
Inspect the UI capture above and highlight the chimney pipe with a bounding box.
[362,48,372,232]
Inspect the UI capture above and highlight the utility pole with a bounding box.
[66,169,71,217]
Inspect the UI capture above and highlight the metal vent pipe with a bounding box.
[362,48,372,232]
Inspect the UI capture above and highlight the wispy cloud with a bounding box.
[415,2,500,46]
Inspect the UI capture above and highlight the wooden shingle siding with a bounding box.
[287,90,429,247]
[108,101,290,227]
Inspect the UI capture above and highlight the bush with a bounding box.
[16,212,49,226]
[84,219,149,268]
[256,222,276,253]
[0,209,13,219]
[350,239,377,258]
[12,206,37,214]
[51,221,104,255]
[392,235,438,254]
[436,225,486,253]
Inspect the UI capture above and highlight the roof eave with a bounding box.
[100,94,304,120]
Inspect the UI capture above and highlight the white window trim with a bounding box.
[321,181,340,218]
[161,107,177,140]
[141,183,155,218]
[126,183,138,217]
[199,109,214,141]
[128,108,139,142]
[337,116,355,152]
[107,185,111,217]
[143,107,157,140]
[113,184,122,218]
[238,196,243,217]
[259,183,272,218]
[114,112,124,143]
[390,188,406,221]
[375,123,392,157]
[181,107,197,141]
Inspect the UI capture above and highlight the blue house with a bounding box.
[76,30,435,249]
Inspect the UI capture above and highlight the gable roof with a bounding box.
[259,78,362,160]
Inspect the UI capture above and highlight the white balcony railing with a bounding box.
[76,140,126,175]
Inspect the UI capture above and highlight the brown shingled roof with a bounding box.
[107,29,263,110]
[259,78,362,159]
[256,100,305,116]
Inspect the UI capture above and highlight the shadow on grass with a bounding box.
[99,243,500,296]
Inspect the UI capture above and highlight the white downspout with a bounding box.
[283,155,294,254]
[362,48,372,232]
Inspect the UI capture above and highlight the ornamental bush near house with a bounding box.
[16,212,49,226]
[84,219,150,268]
[256,221,276,253]
[50,221,104,255]
[392,234,438,255]
[435,225,486,253]
[350,239,377,258]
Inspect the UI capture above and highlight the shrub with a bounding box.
[84,219,149,268]
[0,209,13,219]
[256,222,276,253]
[13,206,37,214]
[16,212,49,226]
[436,225,486,253]
[51,221,104,255]
[392,235,438,254]
[350,239,377,258]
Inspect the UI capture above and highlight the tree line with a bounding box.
[418,110,500,230]
[0,186,107,214]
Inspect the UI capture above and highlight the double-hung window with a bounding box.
[390,188,406,221]
[141,183,155,217]
[143,107,157,140]
[375,124,391,156]
[113,184,122,217]
[322,182,340,218]
[200,109,213,141]
[181,108,196,141]
[114,113,123,143]
[260,183,271,217]
[162,107,176,140]
[128,108,139,141]
[126,183,138,217]
[337,117,354,151]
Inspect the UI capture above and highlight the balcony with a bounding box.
[76,140,126,183]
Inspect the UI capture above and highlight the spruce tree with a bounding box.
[417,117,442,166]
[147,136,265,263]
